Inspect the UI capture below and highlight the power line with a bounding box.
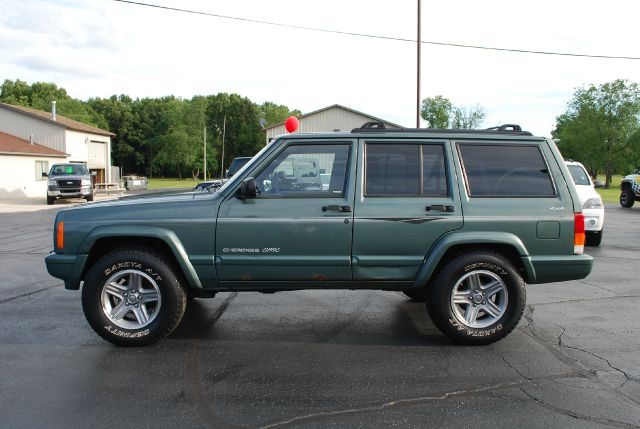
[111,0,640,61]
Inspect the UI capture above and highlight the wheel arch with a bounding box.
[413,232,535,288]
[79,226,202,290]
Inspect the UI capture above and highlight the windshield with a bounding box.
[50,164,89,176]
[567,165,591,186]
[216,141,277,194]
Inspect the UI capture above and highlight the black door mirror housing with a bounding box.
[42,172,48,178]
[236,177,257,200]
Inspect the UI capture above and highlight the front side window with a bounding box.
[35,160,49,181]
[255,144,350,197]
[365,143,448,196]
[458,144,555,197]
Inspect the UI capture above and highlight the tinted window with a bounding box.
[255,144,349,197]
[365,144,448,196]
[567,165,591,186]
[459,144,555,197]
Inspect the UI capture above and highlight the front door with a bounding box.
[216,140,356,282]
[352,139,463,280]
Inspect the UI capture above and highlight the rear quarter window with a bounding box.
[458,143,555,197]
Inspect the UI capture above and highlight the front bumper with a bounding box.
[48,186,92,198]
[45,252,88,289]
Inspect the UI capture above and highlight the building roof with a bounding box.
[0,102,115,137]
[263,104,404,130]
[0,131,68,157]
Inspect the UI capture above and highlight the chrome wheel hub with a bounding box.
[100,269,161,329]
[450,270,508,329]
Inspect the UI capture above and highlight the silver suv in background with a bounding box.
[43,163,93,205]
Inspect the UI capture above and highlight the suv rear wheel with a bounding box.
[426,251,525,345]
[82,247,187,346]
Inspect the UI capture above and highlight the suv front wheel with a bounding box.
[426,252,526,345]
[82,247,187,346]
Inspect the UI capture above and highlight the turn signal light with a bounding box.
[56,221,64,250]
[574,213,585,254]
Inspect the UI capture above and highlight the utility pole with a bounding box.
[203,127,207,180]
[416,0,421,128]
[221,115,226,179]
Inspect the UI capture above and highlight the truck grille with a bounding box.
[57,180,81,188]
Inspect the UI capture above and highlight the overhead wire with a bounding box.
[111,0,640,61]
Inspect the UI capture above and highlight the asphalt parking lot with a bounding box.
[0,199,639,428]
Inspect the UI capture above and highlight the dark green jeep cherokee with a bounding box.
[45,124,593,346]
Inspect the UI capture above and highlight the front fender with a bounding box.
[412,231,535,288]
[79,226,203,289]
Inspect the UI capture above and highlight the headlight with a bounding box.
[583,197,603,209]
[81,179,92,186]
[48,180,56,186]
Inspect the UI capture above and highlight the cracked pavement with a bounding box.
[0,201,639,428]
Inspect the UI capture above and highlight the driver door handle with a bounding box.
[322,205,352,212]
[426,204,454,212]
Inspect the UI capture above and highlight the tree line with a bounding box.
[3,78,639,186]
[0,79,300,179]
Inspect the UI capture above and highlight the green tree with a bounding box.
[553,79,640,187]
[206,93,264,176]
[420,95,453,128]
[452,104,486,130]
[258,101,301,127]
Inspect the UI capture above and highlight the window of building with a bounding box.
[255,144,350,197]
[458,144,555,197]
[365,143,448,197]
[35,161,49,181]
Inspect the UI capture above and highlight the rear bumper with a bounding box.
[525,254,593,284]
[45,252,87,290]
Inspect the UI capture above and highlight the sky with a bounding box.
[1,0,639,136]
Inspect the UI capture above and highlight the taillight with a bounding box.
[574,213,585,254]
[56,221,64,250]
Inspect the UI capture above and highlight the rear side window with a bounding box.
[365,143,448,196]
[458,144,555,197]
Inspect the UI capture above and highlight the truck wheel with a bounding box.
[82,247,187,346]
[620,189,635,208]
[46,196,54,205]
[586,230,603,247]
[426,252,526,345]
[86,194,94,202]
[402,289,425,301]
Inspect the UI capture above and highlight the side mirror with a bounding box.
[225,169,230,179]
[593,180,605,188]
[236,177,257,200]
[41,172,48,178]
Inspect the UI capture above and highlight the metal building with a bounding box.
[264,104,403,143]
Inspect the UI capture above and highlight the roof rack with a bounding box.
[351,123,533,136]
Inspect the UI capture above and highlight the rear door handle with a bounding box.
[322,205,352,212]
[426,204,454,212]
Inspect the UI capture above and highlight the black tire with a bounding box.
[85,193,94,202]
[46,196,54,205]
[620,189,635,208]
[402,289,426,302]
[82,247,187,346]
[426,251,526,345]
[586,230,603,247]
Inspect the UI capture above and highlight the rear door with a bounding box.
[352,139,463,280]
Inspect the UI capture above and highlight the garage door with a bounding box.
[88,141,106,169]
